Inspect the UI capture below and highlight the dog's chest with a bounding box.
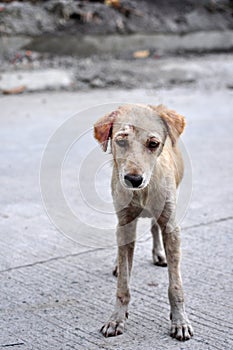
[130,187,166,219]
[131,191,147,208]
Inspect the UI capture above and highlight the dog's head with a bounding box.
[94,104,185,190]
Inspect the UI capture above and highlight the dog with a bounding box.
[94,104,193,341]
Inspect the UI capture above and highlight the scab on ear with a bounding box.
[94,111,119,152]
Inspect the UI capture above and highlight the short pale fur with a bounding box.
[94,104,193,341]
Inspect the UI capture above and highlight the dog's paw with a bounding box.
[170,320,194,341]
[100,319,125,337]
[152,250,167,267]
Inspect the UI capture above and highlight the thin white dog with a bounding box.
[94,104,193,341]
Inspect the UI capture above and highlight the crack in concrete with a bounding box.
[0,247,105,274]
[182,215,233,231]
[1,343,24,348]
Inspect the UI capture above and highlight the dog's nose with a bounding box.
[124,174,143,188]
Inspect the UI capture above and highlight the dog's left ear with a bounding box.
[149,105,186,146]
[94,111,118,152]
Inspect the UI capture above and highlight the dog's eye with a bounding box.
[148,140,160,149]
[116,139,128,147]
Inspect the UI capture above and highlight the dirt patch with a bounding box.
[0,0,232,36]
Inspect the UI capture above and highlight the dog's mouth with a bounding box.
[121,173,148,190]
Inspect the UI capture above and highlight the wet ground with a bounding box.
[1,52,233,92]
[1,1,233,94]
[1,2,233,93]
[1,86,233,349]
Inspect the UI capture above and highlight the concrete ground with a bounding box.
[1,87,233,349]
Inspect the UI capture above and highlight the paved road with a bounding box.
[1,88,233,349]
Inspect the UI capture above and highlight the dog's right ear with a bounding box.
[94,111,118,152]
[149,104,186,146]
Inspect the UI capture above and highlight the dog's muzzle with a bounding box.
[124,174,143,188]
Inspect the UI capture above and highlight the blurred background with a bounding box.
[0,0,233,92]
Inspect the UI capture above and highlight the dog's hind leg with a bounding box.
[151,219,167,267]
[112,256,118,277]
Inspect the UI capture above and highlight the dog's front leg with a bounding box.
[161,225,194,341]
[101,221,136,337]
